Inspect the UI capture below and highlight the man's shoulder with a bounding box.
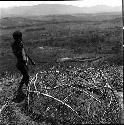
[11,41,23,47]
[20,41,24,47]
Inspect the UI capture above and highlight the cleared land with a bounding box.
[0,12,123,124]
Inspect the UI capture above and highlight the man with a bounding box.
[11,30,35,103]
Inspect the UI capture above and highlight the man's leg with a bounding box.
[12,63,29,103]
[17,63,29,91]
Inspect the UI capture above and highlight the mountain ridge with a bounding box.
[0,4,122,18]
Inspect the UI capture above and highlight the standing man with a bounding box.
[11,30,35,103]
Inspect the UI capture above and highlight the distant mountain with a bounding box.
[82,5,121,13]
[0,4,122,18]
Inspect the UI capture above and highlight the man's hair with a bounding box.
[13,30,22,40]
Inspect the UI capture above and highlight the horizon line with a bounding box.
[0,2,122,9]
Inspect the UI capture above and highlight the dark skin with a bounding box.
[12,36,35,66]
[11,32,35,103]
[11,34,35,90]
[11,33,36,103]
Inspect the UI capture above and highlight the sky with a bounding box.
[0,0,122,8]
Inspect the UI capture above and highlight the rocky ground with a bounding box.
[0,59,123,125]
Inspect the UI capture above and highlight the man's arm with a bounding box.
[26,54,35,65]
[22,48,27,61]
[23,49,35,65]
[22,42,35,65]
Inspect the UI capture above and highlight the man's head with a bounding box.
[13,30,22,41]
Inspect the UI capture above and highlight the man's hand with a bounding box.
[26,55,35,65]
[29,58,35,65]
[31,60,35,65]
[23,60,28,65]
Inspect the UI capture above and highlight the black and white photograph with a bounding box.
[0,0,123,124]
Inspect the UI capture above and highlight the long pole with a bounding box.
[122,0,124,26]
[122,0,124,47]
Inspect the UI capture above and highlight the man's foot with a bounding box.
[12,90,26,103]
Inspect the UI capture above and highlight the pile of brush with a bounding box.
[0,60,123,124]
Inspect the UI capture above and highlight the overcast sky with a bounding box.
[0,0,122,8]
